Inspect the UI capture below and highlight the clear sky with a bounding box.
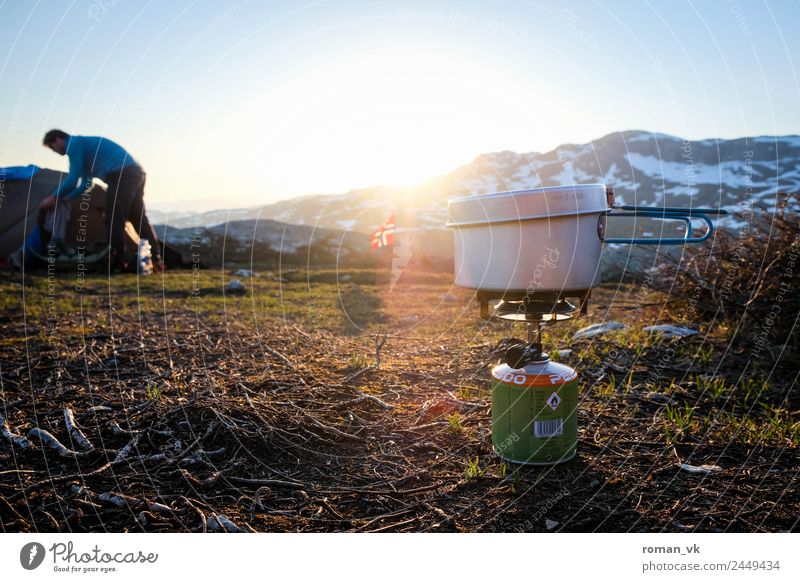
[1,0,798,211]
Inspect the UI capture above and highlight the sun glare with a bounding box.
[228,47,553,197]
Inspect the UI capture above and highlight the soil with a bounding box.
[1,269,797,533]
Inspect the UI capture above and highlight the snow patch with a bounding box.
[336,219,358,230]
[625,153,770,188]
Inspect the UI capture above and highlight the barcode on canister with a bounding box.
[534,418,563,437]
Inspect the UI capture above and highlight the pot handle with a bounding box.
[603,205,727,245]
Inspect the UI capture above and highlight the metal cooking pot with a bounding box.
[446,184,724,293]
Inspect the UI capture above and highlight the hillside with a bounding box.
[151,130,800,236]
[155,218,371,266]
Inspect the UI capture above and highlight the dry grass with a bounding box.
[0,266,797,532]
[654,198,799,365]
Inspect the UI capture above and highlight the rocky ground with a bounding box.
[0,267,797,532]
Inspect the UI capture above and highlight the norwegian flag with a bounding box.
[370,214,395,251]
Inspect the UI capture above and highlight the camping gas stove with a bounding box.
[447,184,727,465]
[485,292,582,465]
[447,183,726,465]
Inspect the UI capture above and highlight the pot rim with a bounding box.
[448,183,607,205]
[447,183,609,228]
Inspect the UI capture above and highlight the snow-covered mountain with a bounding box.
[447,131,799,210]
[153,130,800,236]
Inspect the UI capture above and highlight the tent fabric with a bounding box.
[22,223,46,260]
[0,169,119,260]
[0,164,41,181]
[0,168,186,269]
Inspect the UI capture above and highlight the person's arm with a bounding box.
[51,140,84,200]
[40,176,92,210]
[62,175,92,200]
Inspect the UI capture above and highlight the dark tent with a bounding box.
[0,168,186,270]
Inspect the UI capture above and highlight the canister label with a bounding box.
[492,367,577,387]
[491,365,578,465]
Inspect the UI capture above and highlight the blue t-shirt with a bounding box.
[53,135,141,200]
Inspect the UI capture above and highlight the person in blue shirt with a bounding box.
[41,129,162,271]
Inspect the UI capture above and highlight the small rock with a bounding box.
[207,513,245,533]
[255,486,272,499]
[644,325,698,339]
[677,463,722,475]
[573,321,626,340]
[271,275,288,283]
[556,349,573,358]
[339,274,352,282]
[232,269,258,277]
[646,392,678,405]
[545,519,559,530]
[226,279,246,294]
[441,293,458,302]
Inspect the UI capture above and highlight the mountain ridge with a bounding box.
[152,129,800,234]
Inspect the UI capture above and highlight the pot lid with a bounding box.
[447,184,609,228]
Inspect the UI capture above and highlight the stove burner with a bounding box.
[493,298,577,322]
[475,289,591,320]
[476,290,589,368]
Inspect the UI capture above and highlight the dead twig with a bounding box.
[64,408,95,451]
[342,366,374,384]
[0,412,34,450]
[374,330,388,368]
[27,428,82,458]
[113,434,141,463]
[339,392,393,410]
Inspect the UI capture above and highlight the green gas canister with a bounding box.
[491,358,579,465]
